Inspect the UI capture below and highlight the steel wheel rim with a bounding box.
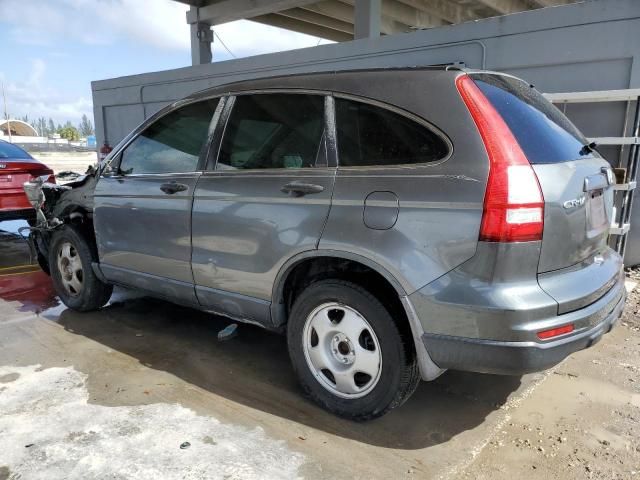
[302,302,382,399]
[56,241,83,297]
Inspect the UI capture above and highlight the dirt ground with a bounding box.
[0,217,638,479]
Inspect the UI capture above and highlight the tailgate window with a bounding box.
[471,74,596,164]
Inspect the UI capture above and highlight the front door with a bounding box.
[94,98,220,304]
[192,93,335,324]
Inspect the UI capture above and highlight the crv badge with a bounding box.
[0,164,6,169]
[563,195,586,209]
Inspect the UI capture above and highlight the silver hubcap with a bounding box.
[302,303,382,399]
[57,241,83,296]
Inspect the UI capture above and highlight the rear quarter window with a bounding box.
[471,74,595,164]
[335,98,449,167]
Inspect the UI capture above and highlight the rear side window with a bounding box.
[119,98,218,175]
[471,74,593,164]
[335,98,449,167]
[217,94,325,170]
[0,142,32,159]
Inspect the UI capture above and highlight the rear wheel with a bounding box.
[49,225,112,311]
[287,280,420,421]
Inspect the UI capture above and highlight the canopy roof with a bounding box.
[0,120,38,137]
[175,0,577,41]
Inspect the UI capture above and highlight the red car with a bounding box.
[0,140,55,221]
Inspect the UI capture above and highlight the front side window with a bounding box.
[217,94,325,170]
[119,98,219,175]
[335,98,449,167]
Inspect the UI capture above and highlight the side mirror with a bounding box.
[101,164,115,177]
[100,155,121,177]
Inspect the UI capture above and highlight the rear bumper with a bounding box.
[0,190,31,211]
[421,278,626,375]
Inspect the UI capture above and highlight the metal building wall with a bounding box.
[92,0,640,261]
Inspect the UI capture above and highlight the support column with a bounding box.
[189,7,213,65]
[354,0,381,39]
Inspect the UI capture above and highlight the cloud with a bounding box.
[0,0,191,50]
[0,59,92,124]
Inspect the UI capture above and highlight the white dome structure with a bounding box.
[0,119,38,137]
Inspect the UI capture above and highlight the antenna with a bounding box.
[1,82,11,143]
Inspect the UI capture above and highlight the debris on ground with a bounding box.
[54,171,84,182]
[217,324,238,341]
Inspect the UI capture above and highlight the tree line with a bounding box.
[17,114,95,141]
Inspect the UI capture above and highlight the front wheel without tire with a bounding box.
[287,280,420,421]
[49,225,113,311]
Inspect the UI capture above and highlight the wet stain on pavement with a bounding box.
[0,219,59,314]
[0,268,58,314]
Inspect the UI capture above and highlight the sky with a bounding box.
[0,0,331,128]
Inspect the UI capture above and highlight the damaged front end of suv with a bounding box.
[22,167,99,274]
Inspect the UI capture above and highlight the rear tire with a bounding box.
[49,225,112,311]
[287,279,420,421]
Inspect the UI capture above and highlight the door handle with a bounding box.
[280,182,324,197]
[160,182,188,194]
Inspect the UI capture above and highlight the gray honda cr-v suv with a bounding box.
[28,67,626,420]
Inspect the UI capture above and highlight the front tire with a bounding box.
[287,280,420,421]
[49,225,113,311]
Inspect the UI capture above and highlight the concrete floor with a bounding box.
[1,217,638,479]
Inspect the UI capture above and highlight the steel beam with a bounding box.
[381,0,447,27]
[475,0,532,15]
[354,0,381,39]
[189,7,213,64]
[250,13,353,41]
[303,2,411,35]
[303,1,354,23]
[544,89,640,103]
[186,0,318,25]
[336,0,446,29]
[396,0,478,24]
[278,7,354,34]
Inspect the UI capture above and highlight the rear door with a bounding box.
[191,92,334,325]
[94,98,219,304]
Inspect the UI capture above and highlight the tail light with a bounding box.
[30,169,56,184]
[456,75,544,242]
